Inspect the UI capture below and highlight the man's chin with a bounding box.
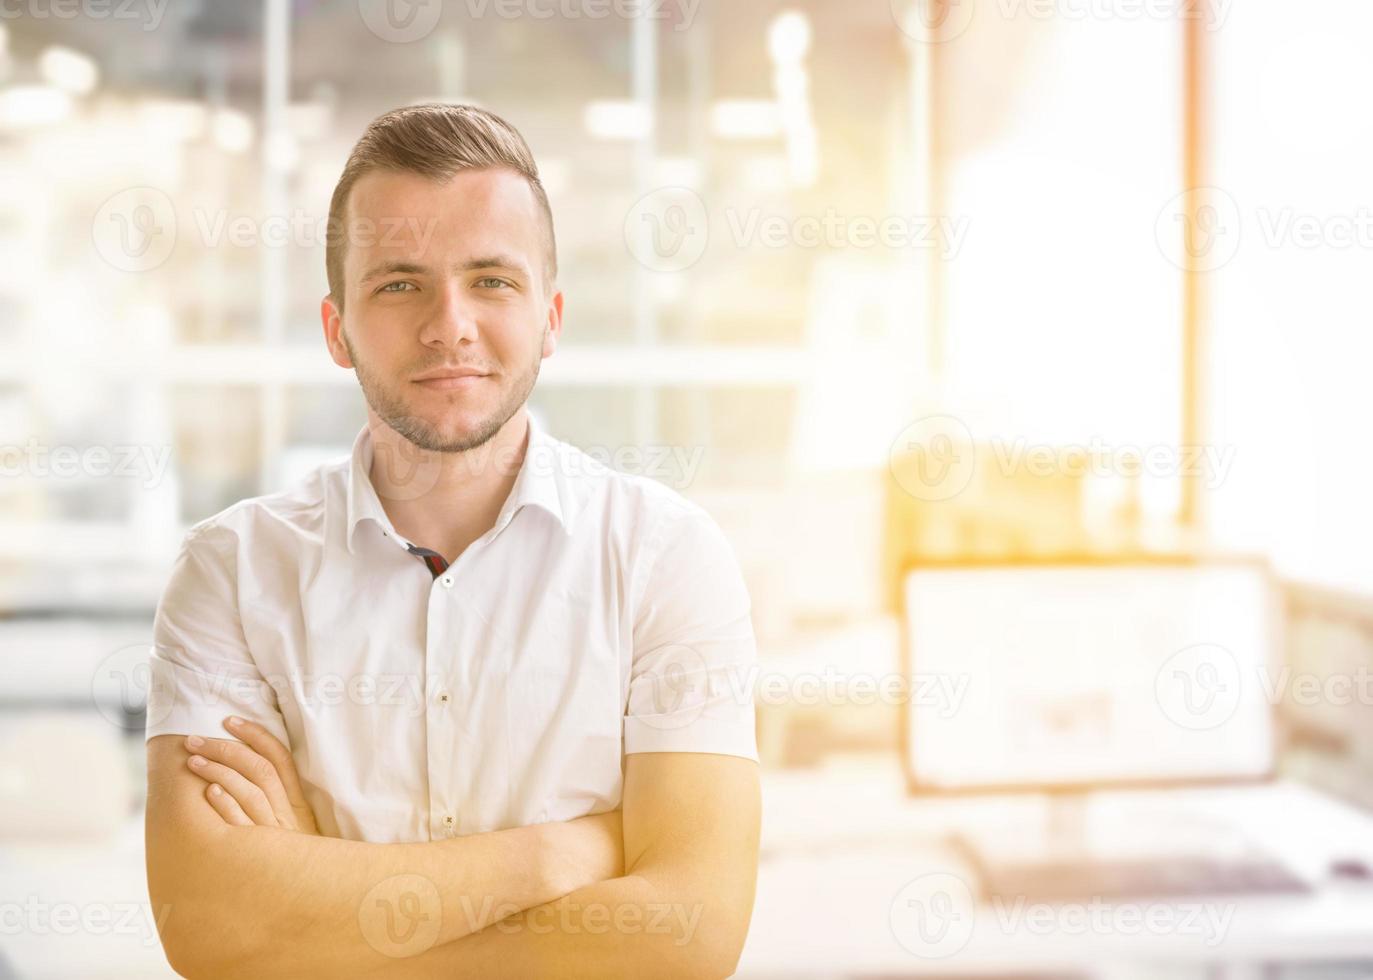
[386,408,505,454]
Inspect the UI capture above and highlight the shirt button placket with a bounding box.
[430,568,457,838]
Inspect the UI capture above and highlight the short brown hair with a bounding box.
[325,102,557,309]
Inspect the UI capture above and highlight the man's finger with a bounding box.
[187,754,277,826]
[204,781,253,827]
[186,734,295,825]
[221,716,311,811]
[220,717,319,833]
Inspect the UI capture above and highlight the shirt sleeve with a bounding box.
[143,523,290,746]
[623,502,759,762]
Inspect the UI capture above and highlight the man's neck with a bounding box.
[367,407,530,565]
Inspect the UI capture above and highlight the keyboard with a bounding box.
[977,856,1311,902]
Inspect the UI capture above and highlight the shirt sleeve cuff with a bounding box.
[142,652,290,746]
[622,711,759,762]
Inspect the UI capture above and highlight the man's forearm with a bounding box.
[356,752,763,980]
[149,755,621,978]
[364,868,744,980]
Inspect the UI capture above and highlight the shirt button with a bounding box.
[443,815,455,829]
[438,692,451,704]
[440,575,454,588]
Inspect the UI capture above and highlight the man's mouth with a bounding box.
[411,366,491,389]
[413,375,488,390]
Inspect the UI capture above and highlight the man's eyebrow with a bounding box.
[358,260,427,286]
[458,254,531,276]
[357,256,531,287]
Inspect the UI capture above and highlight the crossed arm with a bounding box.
[145,719,760,979]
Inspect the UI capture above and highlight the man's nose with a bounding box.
[418,280,480,347]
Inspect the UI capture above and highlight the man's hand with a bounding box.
[183,715,321,835]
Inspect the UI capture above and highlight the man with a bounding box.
[144,103,761,979]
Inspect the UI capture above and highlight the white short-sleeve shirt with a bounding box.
[144,413,759,843]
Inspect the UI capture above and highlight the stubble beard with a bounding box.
[342,326,544,454]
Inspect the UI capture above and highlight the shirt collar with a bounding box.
[345,412,571,555]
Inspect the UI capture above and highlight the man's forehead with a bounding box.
[344,168,541,269]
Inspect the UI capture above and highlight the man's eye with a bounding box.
[476,277,511,289]
[378,281,415,293]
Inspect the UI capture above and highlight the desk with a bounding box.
[737,758,1373,979]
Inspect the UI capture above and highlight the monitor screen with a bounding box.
[902,560,1277,792]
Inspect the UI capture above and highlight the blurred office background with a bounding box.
[2,0,1373,977]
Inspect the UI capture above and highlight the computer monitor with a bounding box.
[900,557,1280,794]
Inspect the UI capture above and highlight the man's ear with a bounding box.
[541,288,564,359]
[321,295,353,369]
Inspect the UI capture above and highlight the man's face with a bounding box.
[323,167,562,453]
